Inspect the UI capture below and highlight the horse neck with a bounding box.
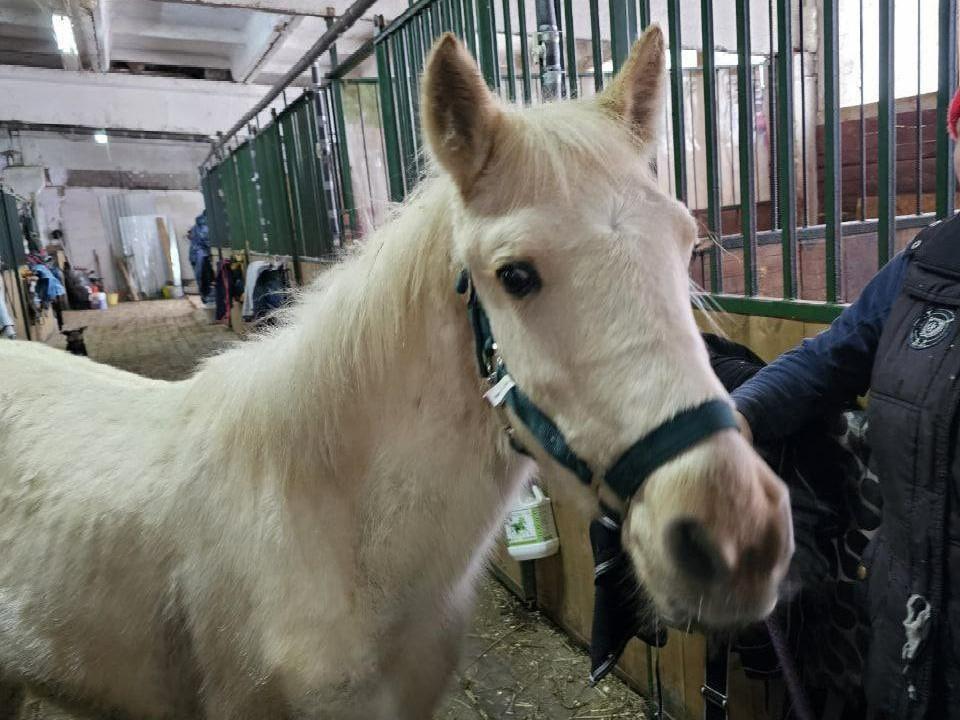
[192,180,518,586]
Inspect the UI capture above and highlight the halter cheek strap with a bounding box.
[457,270,737,502]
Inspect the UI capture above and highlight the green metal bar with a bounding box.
[403,29,423,172]
[376,39,405,202]
[408,21,424,154]
[626,0,638,42]
[464,0,478,56]
[393,34,417,191]
[696,295,845,324]
[477,0,500,89]
[431,3,442,39]
[417,12,430,59]
[776,0,797,298]
[735,0,757,297]
[502,0,517,101]
[331,81,358,238]
[700,0,722,293]
[638,0,650,29]
[563,0,577,98]
[441,0,452,30]
[421,5,433,39]
[517,0,532,103]
[324,31,356,245]
[877,0,894,267]
[304,92,336,255]
[823,0,841,302]
[452,0,464,37]
[589,0,603,91]
[609,0,629,73]
[937,0,958,219]
[270,109,302,277]
[666,0,686,202]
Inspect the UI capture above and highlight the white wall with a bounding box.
[50,187,204,293]
[2,131,208,290]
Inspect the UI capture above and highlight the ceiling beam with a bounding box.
[0,120,210,144]
[0,8,50,28]
[146,0,334,16]
[0,63,275,136]
[110,47,232,69]
[111,18,246,44]
[0,51,62,69]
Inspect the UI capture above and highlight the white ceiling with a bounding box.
[0,0,407,83]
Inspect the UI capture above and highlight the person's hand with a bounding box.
[735,411,754,445]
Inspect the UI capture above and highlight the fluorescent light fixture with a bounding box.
[52,14,78,55]
[94,131,109,144]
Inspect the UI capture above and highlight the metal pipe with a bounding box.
[701,0,723,292]
[503,0,517,102]
[666,0,686,202]
[536,0,562,101]
[776,0,797,298]
[823,0,842,303]
[518,0,532,103]
[206,0,379,164]
[310,66,338,247]
[609,0,629,73]
[877,0,895,268]
[936,0,958,218]
[735,0,757,297]
[563,0,577,98]
[588,0,603,91]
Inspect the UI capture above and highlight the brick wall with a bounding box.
[691,225,922,303]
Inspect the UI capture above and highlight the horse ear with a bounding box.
[597,24,666,146]
[421,33,503,196]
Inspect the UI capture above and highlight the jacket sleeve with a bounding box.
[731,250,910,443]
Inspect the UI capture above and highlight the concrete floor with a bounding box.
[26,298,648,720]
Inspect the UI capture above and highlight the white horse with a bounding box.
[0,27,792,720]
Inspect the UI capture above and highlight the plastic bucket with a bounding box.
[107,293,119,306]
[504,484,560,561]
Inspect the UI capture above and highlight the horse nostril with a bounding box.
[740,518,788,578]
[665,518,729,586]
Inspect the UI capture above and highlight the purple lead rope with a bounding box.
[766,617,815,720]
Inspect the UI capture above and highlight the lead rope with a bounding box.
[765,617,814,720]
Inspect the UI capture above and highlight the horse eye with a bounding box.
[496,262,541,298]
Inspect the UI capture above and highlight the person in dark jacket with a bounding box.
[732,88,960,720]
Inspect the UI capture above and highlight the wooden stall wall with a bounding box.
[489,311,828,719]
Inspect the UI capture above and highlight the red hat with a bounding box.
[950,87,960,140]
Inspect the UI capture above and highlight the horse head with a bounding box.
[422,28,793,629]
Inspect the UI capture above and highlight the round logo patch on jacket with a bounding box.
[909,307,957,349]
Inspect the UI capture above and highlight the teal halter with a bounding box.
[457,270,738,502]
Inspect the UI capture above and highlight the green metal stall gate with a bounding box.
[201,0,958,324]
[201,87,358,263]
[364,0,958,322]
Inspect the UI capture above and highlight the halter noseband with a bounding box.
[456,270,737,502]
